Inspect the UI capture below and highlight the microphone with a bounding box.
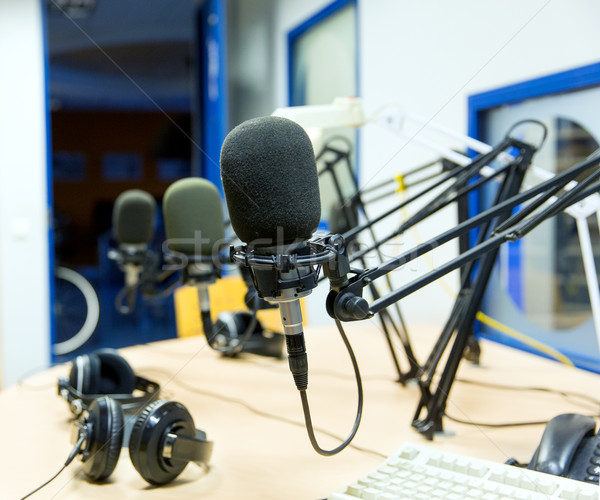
[220,115,323,390]
[162,177,226,346]
[110,189,157,313]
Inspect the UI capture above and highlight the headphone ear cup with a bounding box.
[215,311,261,342]
[94,349,137,395]
[234,312,262,336]
[128,400,196,485]
[73,353,100,395]
[82,396,124,481]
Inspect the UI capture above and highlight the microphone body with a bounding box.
[110,189,157,313]
[162,177,225,346]
[220,115,323,389]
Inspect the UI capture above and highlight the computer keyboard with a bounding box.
[328,443,599,500]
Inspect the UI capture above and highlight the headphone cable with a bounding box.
[20,434,84,500]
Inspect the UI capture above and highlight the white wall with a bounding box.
[274,0,600,328]
[0,0,51,387]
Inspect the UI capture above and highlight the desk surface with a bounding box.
[2,323,599,499]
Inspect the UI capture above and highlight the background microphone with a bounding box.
[220,115,322,390]
[110,189,157,313]
[162,177,226,346]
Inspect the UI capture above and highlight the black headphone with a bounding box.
[213,311,284,358]
[71,396,213,484]
[57,349,160,416]
[204,272,284,358]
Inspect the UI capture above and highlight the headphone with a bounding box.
[213,311,284,358]
[57,349,161,416]
[71,396,213,484]
[207,281,284,358]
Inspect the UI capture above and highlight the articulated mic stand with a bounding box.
[317,141,422,383]
[317,126,533,385]
[325,137,600,438]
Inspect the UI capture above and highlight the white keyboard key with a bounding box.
[394,470,411,481]
[413,493,430,500]
[512,490,531,500]
[498,485,516,496]
[423,477,438,487]
[411,473,425,483]
[559,486,580,500]
[386,486,402,496]
[438,480,453,490]
[520,474,538,491]
[467,478,483,489]
[483,482,500,493]
[368,472,387,482]
[361,487,380,500]
[373,481,388,491]
[389,478,404,488]
[535,476,558,495]
[400,446,418,460]
[416,485,431,495]
[412,464,426,474]
[346,483,365,496]
[504,469,522,487]
[439,471,454,481]
[455,458,469,474]
[468,463,489,478]
[377,466,397,476]
[451,484,469,495]
[576,491,598,500]
[330,493,360,500]
[482,493,500,500]
[489,469,505,483]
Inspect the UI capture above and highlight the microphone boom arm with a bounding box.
[325,148,600,439]
[330,149,600,321]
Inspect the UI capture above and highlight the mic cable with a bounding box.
[293,319,363,456]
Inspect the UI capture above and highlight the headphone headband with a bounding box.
[58,375,160,415]
[163,429,214,465]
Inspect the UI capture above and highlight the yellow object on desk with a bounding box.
[173,276,306,337]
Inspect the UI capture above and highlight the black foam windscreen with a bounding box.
[220,116,321,246]
[112,189,156,245]
[163,177,225,256]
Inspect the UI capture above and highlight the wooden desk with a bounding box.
[2,323,599,499]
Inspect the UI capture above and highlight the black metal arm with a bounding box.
[329,149,600,321]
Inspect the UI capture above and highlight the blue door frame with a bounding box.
[45,1,229,359]
[287,0,359,106]
[468,62,600,141]
[196,0,228,193]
